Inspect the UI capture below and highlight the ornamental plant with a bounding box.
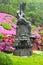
[1,22,12,30]
[39,30,43,36]
[0,13,16,52]
[11,17,17,24]
[31,25,36,30]
[0,13,16,35]
[0,35,15,52]
[0,33,5,39]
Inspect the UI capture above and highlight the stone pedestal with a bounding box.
[13,48,32,56]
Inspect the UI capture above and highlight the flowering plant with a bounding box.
[0,13,16,52]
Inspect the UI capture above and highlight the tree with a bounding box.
[0,0,2,4]
[2,0,9,4]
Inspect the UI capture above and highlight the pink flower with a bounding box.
[37,26,41,31]
[35,32,41,39]
[10,47,16,51]
[0,13,17,35]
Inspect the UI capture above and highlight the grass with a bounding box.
[0,51,43,65]
[7,53,43,65]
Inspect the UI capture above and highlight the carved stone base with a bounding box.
[13,48,32,56]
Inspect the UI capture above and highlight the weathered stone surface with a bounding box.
[13,48,32,56]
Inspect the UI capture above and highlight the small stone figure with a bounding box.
[13,3,32,56]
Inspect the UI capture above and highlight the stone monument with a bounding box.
[13,3,32,56]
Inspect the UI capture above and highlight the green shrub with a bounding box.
[0,34,5,39]
[1,22,12,30]
[0,52,13,65]
[39,30,43,36]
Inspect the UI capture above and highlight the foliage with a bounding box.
[31,25,36,30]
[0,52,13,65]
[1,22,12,30]
[11,17,17,24]
[0,0,43,25]
[0,4,16,16]
[0,0,9,4]
[39,30,43,36]
[0,33,5,39]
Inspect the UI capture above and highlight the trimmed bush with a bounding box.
[0,34,5,39]
[0,52,13,65]
[1,22,12,30]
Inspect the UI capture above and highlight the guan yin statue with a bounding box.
[13,3,32,56]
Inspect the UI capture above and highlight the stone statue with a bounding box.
[16,3,31,35]
[13,3,32,56]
